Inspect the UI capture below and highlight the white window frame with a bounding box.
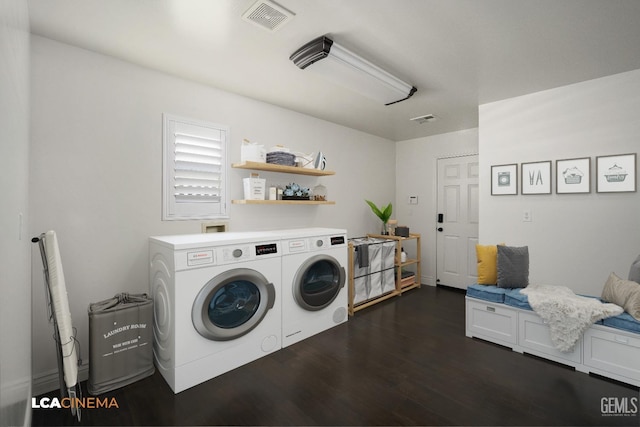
[162,114,229,220]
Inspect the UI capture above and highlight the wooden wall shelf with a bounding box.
[232,161,335,176]
[231,199,335,205]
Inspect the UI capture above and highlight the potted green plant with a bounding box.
[365,200,393,235]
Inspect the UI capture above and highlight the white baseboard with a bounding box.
[0,376,32,426]
[32,362,89,397]
[421,275,436,286]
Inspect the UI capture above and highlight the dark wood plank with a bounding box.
[32,286,639,426]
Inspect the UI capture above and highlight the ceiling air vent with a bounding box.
[242,0,295,32]
[410,114,436,124]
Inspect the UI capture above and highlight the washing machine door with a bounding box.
[192,268,275,341]
[293,254,346,311]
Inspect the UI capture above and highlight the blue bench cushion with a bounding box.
[602,312,640,334]
[504,288,532,310]
[467,284,640,335]
[466,284,506,303]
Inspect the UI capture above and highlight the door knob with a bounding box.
[437,227,443,232]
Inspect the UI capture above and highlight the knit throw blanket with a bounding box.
[520,284,623,352]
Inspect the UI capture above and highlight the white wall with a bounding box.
[29,36,395,393]
[0,1,31,425]
[479,69,640,296]
[395,129,479,285]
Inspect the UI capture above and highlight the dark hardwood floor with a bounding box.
[33,285,639,426]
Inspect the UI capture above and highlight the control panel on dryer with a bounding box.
[284,239,307,254]
[309,235,347,251]
[310,234,346,250]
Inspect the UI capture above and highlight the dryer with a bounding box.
[149,232,281,393]
[278,228,348,347]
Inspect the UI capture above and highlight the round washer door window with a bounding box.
[192,268,275,341]
[293,254,346,311]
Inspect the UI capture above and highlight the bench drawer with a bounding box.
[583,326,640,384]
[466,298,518,346]
[518,310,582,364]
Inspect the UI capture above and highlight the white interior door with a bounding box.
[436,155,479,289]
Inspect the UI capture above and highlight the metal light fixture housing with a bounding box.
[290,36,417,105]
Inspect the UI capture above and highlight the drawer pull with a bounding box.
[614,336,629,344]
[486,306,495,312]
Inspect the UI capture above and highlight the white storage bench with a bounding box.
[465,285,640,388]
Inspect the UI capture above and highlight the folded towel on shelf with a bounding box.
[266,151,296,166]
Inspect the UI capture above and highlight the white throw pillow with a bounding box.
[602,272,640,321]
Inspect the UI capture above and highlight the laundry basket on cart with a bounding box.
[88,293,154,395]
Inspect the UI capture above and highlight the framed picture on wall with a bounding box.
[596,153,637,193]
[491,164,517,195]
[521,161,552,195]
[556,157,590,194]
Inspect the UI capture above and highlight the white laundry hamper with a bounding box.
[88,293,154,395]
[349,237,396,304]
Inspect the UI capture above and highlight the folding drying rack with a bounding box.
[33,231,82,422]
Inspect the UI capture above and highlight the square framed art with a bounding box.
[556,157,590,194]
[596,153,637,193]
[491,164,517,195]
[521,161,552,195]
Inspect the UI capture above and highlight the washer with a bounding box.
[277,228,348,347]
[149,232,281,393]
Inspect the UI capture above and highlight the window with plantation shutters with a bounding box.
[163,114,229,220]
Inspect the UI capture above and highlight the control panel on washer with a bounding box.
[219,245,252,263]
[176,241,280,270]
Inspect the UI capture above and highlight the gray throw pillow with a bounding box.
[497,245,529,288]
[628,255,640,283]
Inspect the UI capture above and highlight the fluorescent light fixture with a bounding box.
[290,36,417,105]
[410,114,436,124]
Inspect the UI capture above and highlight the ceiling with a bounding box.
[27,0,640,141]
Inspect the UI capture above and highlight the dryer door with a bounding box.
[293,254,346,311]
[192,268,275,341]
